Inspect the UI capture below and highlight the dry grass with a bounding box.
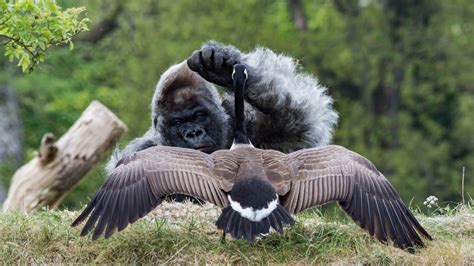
[0,201,472,264]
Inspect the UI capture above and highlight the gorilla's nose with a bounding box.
[185,128,205,142]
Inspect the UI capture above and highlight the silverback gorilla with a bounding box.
[106,41,338,174]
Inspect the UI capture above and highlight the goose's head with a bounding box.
[232,64,248,89]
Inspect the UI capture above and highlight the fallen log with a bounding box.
[3,100,128,213]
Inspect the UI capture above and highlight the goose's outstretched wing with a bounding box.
[282,145,432,250]
[71,146,229,240]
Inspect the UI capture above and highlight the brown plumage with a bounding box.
[72,144,432,249]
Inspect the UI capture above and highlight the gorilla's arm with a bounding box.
[241,47,338,152]
[188,41,338,152]
[105,129,161,174]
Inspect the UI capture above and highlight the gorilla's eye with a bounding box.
[171,118,183,126]
[194,111,207,120]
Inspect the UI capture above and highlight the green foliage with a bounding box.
[0,0,88,72]
[0,157,14,187]
[0,0,472,209]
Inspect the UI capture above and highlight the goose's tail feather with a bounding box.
[216,205,294,241]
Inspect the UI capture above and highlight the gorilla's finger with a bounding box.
[198,68,209,80]
[187,50,202,72]
[224,54,239,67]
[213,51,224,69]
[201,48,213,68]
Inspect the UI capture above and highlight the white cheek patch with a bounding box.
[228,194,278,222]
[230,140,254,150]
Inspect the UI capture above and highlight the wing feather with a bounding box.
[80,191,110,236]
[72,146,230,239]
[117,187,130,231]
[283,145,432,250]
[364,192,374,235]
[92,191,117,240]
[372,196,387,242]
[105,190,122,238]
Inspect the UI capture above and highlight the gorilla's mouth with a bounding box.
[193,143,215,153]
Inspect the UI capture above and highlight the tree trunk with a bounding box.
[0,185,5,203]
[0,85,23,203]
[3,101,127,213]
[287,0,308,31]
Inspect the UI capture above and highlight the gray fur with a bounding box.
[106,41,338,174]
[240,47,338,151]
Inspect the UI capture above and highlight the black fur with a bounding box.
[159,95,228,154]
[187,41,241,88]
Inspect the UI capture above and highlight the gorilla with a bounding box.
[106,41,338,174]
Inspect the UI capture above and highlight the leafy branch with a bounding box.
[0,0,89,72]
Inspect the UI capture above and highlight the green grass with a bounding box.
[0,203,472,264]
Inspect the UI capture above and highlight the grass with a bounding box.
[0,202,472,264]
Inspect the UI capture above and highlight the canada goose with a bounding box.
[72,64,431,250]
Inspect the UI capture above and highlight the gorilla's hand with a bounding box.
[187,42,241,88]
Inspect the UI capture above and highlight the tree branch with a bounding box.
[332,0,359,16]
[0,34,36,58]
[76,3,123,43]
[287,0,308,31]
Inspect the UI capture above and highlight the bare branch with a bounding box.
[76,3,123,43]
[287,0,308,32]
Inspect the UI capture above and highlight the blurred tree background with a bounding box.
[0,0,472,209]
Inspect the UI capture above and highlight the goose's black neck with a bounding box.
[233,64,250,145]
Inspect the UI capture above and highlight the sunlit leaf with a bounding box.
[0,0,89,72]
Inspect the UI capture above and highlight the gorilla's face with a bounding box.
[158,89,228,154]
